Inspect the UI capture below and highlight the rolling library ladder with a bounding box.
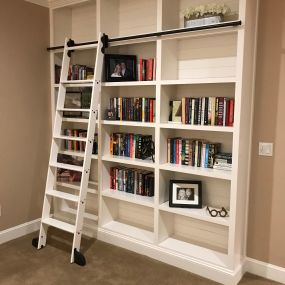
[32,33,107,266]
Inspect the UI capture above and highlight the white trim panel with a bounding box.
[245,257,285,284]
[0,219,41,245]
[98,228,243,285]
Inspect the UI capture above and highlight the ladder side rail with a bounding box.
[37,39,71,249]
[71,33,104,262]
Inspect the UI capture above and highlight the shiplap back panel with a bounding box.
[53,8,72,46]
[173,215,228,252]
[118,0,157,36]
[177,34,237,80]
[118,201,154,231]
[71,1,97,42]
[170,172,231,208]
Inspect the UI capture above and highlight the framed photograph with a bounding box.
[169,180,202,208]
[105,54,137,82]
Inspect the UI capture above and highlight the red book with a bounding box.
[139,58,143,81]
[146,58,153,81]
[225,98,230,126]
[228,99,235,126]
[150,99,153,122]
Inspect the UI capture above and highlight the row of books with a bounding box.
[68,64,94,81]
[110,166,154,196]
[169,97,234,126]
[167,138,222,168]
[54,64,94,83]
[138,58,156,81]
[110,133,153,160]
[64,129,98,154]
[106,97,156,122]
[213,153,232,171]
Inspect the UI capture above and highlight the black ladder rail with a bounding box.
[47,20,242,52]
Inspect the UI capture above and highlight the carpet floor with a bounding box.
[0,229,281,285]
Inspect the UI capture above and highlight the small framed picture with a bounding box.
[169,180,202,208]
[105,54,137,82]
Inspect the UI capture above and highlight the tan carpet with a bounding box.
[0,229,280,285]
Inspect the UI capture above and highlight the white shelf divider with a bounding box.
[101,220,154,244]
[102,155,155,169]
[102,120,155,128]
[159,163,232,180]
[160,123,234,133]
[159,202,229,227]
[102,189,154,208]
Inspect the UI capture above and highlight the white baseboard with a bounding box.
[245,257,285,284]
[0,219,41,245]
[98,228,242,285]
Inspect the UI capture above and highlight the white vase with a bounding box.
[184,15,222,28]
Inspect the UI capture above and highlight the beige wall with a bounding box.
[247,0,285,267]
[0,0,50,230]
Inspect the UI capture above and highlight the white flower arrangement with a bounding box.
[183,3,231,20]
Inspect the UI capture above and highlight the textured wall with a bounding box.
[0,0,51,230]
[247,0,285,267]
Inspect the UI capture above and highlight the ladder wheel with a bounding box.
[74,249,86,266]
[32,237,39,248]
[32,237,44,249]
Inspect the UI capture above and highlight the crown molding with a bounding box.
[25,0,49,8]
[25,0,91,9]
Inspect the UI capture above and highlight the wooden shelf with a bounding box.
[56,181,98,194]
[159,163,232,180]
[160,123,234,133]
[102,189,154,208]
[101,220,154,244]
[102,155,155,168]
[160,78,237,85]
[159,237,228,267]
[159,202,229,227]
[102,120,155,128]
[101,81,156,87]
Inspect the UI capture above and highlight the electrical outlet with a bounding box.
[259,142,273,156]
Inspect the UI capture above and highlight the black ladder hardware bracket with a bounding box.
[101,33,109,54]
[32,237,44,249]
[67,38,75,57]
[74,249,86,266]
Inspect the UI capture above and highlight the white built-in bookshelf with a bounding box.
[48,0,258,284]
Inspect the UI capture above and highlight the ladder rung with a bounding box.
[61,80,93,87]
[56,181,98,194]
[54,135,88,142]
[62,117,89,123]
[50,162,83,172]
[58,150,85,157]
[42,217,75,233]
[57,108,90,112]
[46,190,79,202]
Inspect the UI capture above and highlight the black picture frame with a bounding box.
[105,54,137,82]
[169,180,202,208]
